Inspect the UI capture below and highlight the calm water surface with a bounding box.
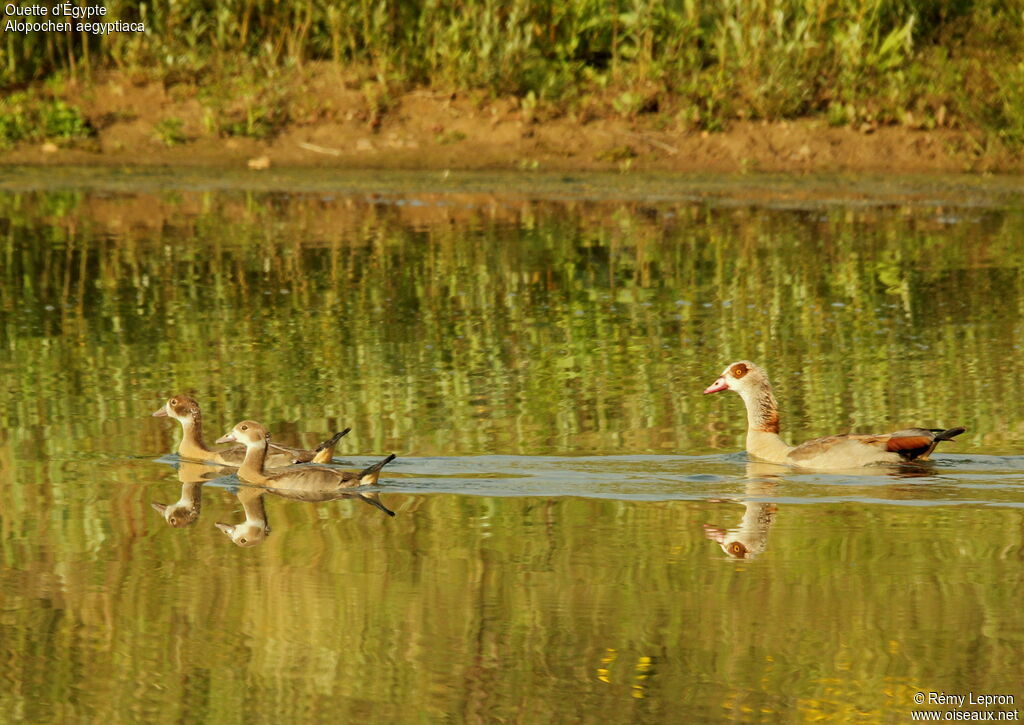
[2,169,1023,723]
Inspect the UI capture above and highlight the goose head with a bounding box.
[153,395,201,424]
[215,420,270,448]
[702,361,770,396]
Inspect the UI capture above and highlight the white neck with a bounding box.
[736,387,792,463]
[239,440,270,483]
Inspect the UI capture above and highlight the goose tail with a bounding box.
[933,426,966,443]
[359,454,397,486]
[311,428,351,464]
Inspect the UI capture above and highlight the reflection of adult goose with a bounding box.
[704,470,778,560]
[216,420,397,517]
[703,361,965,469]
[153,395,349,467]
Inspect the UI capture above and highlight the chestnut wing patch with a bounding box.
[886,435,933,453]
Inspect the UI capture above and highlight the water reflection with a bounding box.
[214,483,395,547]
[703,463,780,559]
[149,451,397,545]
[5,181,1024,458]
[4,176,1024,721]
[702,459,962,559]
[215,485,271,547]
[150,459,223,528]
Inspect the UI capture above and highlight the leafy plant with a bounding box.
[153,118,188,147]
[0,94,92,147]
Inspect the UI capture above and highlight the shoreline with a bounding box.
[4,116,1011,176]
[2,74,1019,177]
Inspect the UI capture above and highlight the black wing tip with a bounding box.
[359,453,398,477]
[315,428,352,453]
[358,493,397,517]
[937,426,966,441]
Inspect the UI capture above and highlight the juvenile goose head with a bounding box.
[215,420,269,448]
[153,394,219,461]
[153,395,202,426]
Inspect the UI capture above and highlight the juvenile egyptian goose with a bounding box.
[216,420,397,516]
[152,395,348,467]
[703,361,965,469]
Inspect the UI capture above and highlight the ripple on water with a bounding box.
[139,452,1024,508]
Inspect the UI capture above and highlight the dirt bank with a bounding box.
[1,70,1015,175]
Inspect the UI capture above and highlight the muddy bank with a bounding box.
[0,71,1016,175]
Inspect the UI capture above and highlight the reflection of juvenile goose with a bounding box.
[215,486,271,547]
[703,361,965,469]
[153,395,349,467]
[214,484,394,548]
[151,458,231,528]
[152,481,204,527]
[216,420,397,516]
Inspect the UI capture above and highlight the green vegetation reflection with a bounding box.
[2,187,1022,460]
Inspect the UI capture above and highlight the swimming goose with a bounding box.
[152,395,349,467]
[703,361,965,469]
[216,420,397,516]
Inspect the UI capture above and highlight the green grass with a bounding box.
[0,0,1021,144]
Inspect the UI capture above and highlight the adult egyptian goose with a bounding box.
[152,395,349,467]
[216,420,397,516]
[703,361,965,469]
